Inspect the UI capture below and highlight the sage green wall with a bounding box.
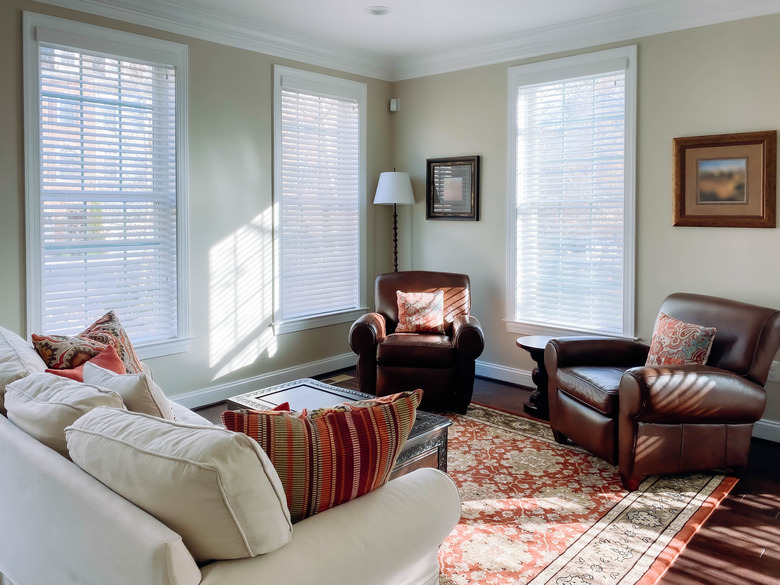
[392,15,780,423]
[0,1,395,398]
[3,1,779,422]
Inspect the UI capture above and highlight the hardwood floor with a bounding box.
[195,369,780,584]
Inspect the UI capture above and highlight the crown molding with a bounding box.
[31,0,780,82]
[391,0,780,80]
[31,0,395,81]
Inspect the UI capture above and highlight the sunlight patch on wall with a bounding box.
[209,208,276,379]
[214,327,276,379]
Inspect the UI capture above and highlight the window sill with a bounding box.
[505,320,637,341]
[274,308,368,335]
[135,336,193,360]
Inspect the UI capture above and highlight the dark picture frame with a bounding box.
[426,156,480,221]
[673,131,776,228]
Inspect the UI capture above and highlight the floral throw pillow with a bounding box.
[81,311,143,374]
[32,334,107,370]
[395,290,445,334]
[46,345,127,382]
[32,311,143,374]
[645,312,717,366]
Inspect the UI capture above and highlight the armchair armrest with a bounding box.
[619,364,767,424]
[452,314,484,360]
[348,313,387,355]
[546,336,649,369]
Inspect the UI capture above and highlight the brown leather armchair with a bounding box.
[545,293,780,490]
[349,271,484,413]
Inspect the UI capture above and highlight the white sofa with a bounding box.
[0,329,461,585]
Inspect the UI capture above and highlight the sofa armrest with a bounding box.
[452,314,484,360]
[349,312,387,354]
[619,364,767,424]
[169,400,215,426]
[198,468,461,585]
[545,336,649,369]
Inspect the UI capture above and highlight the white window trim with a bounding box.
[272,65,368,335]
[505,45,637,339]
[23,12,191,358]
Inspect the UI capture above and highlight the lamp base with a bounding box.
[392,203,399,272]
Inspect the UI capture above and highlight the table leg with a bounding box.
[523,346,549,420]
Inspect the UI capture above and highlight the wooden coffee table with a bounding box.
[227,378,452,480]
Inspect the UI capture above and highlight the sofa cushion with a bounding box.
[83,361,173,419]
[395,290,445,334]
[222,389,422,523]
[377,333,454,367]
[46,345,126,382]
[0,326,47,416]
[4,373,125,457]
[646,312,717,366]
[66,407,292,563]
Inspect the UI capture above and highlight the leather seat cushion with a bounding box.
[376,334,454,368]
[557,366,628,416]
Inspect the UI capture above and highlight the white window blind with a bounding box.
[274,67,366,330]
[508,47,636,337]
[25,13,189,354]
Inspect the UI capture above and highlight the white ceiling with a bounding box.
[184,0,653,57]
[36,0,780,80]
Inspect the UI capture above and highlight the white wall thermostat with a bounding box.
[390,98,400,112]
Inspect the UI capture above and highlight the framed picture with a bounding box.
[426,156,480,221]
[673,131,776,227]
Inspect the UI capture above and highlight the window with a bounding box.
[24,13,190,357]
[507,46,637,338]
[273,66,367,333]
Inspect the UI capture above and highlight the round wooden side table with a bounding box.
[516,335,553,420]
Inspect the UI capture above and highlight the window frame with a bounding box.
[505,46,637,339]
[272,65,368,335]
[23,12,191,358]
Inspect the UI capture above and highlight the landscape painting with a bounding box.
[696,158,747,203]
[673,130,776,228]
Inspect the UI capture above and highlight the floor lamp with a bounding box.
[373,171,415,272]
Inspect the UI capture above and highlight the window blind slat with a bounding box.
[513,65,628,336]
[37,43,179,340]
[278,83,361,322]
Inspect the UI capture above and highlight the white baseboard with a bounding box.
[475,360,534,388]
[171,353,358,409]
[753,418,780,443]
[176,356,527,409]
[171,355,780,444]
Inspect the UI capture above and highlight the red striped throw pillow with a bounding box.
[222,389,422,523]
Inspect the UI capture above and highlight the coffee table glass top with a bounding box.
[227,378,451,436]
[250,381,356,410]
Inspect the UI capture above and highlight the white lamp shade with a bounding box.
[373,172,415,205]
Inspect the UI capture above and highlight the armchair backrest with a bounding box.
[659,293,780,385]
[375,271,471,335]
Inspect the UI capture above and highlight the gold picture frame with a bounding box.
[673,131,776,228]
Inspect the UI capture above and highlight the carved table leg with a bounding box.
[516,336,552,421]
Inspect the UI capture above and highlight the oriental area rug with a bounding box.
[439,405,737,585]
